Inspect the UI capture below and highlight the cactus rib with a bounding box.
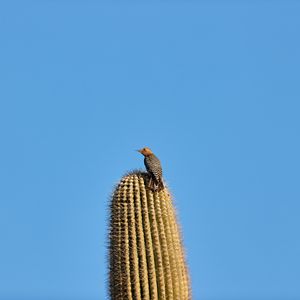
[109,171,191,300]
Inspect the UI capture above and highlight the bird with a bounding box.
[137,147,165,191]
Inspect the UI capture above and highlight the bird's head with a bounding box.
[137,147,153,157]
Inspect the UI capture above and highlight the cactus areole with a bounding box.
[108,171,191,300]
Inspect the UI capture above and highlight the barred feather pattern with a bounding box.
[144,154,164,190]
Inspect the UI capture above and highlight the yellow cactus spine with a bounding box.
[108,171,191,300]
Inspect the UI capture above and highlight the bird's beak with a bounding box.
[136,149,142,153]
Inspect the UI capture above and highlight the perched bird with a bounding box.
[137,147,165,191]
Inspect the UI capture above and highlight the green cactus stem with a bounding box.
[108,171,191,300]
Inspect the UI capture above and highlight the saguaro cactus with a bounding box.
[108,171,191,300]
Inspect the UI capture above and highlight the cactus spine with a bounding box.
[109,171,191,300]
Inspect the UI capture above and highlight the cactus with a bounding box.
[108,171,191,300]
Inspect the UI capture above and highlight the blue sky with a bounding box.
[0,1,299,300]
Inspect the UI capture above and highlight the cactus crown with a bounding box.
[108,171,191,300]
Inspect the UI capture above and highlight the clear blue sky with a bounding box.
[0,1,299,300]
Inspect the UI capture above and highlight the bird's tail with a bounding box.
[148,177,165,192]
[157,180,165,192]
